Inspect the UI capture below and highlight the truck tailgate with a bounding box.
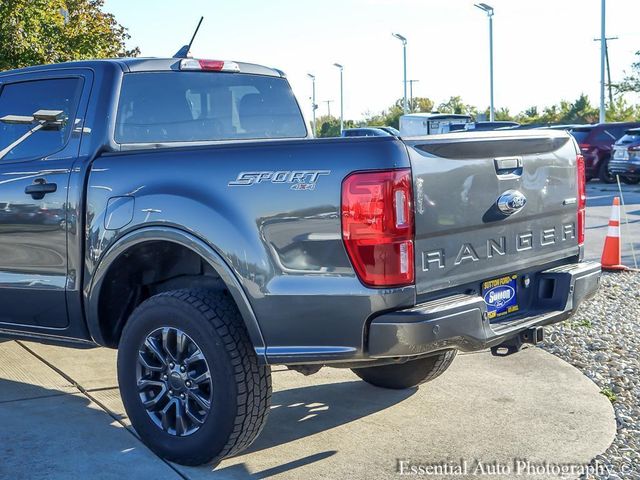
[404,130,581,295]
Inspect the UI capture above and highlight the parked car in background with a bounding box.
[341,126,398,137]
[465,121,519,131]
[609,127,640,184]
[377,126,400,136]
[399,113,472,136]
[568,122,640,183]
[538,124,583,131]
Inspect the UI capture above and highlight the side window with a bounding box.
[612,126,627,141]
[0,78,83,162]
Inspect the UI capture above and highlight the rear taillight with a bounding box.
[341,169,414,287]
[576,154,586,246]
[578,143,591,152]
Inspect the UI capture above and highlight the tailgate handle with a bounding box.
[494,156,522,173]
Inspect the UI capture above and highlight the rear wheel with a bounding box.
[351,350,457,389]
[117,289,271,466]
[598,159,615,183]
[621,176,640,185]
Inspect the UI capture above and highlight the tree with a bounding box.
[606,96,640,122]
[0,0,139,71]
[618,50,640,93]
[410,96,434,114]
[437,96,475,115]
[494,107,514,121]
[315,115,355,137]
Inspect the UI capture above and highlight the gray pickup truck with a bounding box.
[0,57,599,466]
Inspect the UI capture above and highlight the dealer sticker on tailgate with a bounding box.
[482,275,519,319]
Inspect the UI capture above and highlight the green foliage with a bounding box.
[327,91,639,136]
[618,50,640,93]
[606,96,640,122]
[600,387,617,403]
[437,96,475,115]
[0,0,138,71]
[411,97,434,114]
[314,115,356,138]
[360,97,435,130]
[568,318,593,329]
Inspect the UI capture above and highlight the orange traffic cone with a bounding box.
[601,197,628,272]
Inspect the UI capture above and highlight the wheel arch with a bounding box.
[86,226,266,361]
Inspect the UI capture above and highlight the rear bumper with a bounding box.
[609,159,640,178]
[367,261,601,358]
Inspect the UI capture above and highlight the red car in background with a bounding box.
[569,122,640,183]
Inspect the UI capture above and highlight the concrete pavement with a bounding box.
[0,340,616,480]
[585,181,640,267]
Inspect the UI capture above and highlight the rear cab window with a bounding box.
[0,78,83,161]
[569,128,592,144]
[616,130,640,145]
[115,72,307,144]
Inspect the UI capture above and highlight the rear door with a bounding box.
[404,130,580,296]
[0,70,91,328]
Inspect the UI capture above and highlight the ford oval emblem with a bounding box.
[497,190,527,215]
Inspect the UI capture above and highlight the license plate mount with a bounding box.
[482,275,519,320]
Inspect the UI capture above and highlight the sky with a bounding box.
[102,0,640,122]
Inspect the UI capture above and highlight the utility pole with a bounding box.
[307,74,317,136]
[594,36,618,107]
[333,63,344,132]
[323,100,334,118]
[392,33,408,114]
[408,80,419,111]
[599,0,606,123]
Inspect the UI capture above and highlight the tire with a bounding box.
[621,176,640,185]
[351,350,457,389]
[117,289,271,466]
[598,158,615,183]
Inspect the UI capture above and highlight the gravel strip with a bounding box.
[542,272,640,480]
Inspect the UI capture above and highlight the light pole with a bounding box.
[307,73,317,136]
[599,0,606,123]
[392,33,408,114]
[333,63,344,133]
[474,3,494,122]
[408,79,419,111]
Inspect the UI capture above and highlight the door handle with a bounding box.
[25,178,57,200]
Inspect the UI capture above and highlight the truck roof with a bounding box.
[0,57,285,78]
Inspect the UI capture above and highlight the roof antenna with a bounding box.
[173,16,204,58]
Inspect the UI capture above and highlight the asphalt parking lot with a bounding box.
[584,181,640,267]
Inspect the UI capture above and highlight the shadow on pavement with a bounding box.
[244,379,415,454]
[0,378,176,478]
[214,451,338,479]
[178,379,416,478]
